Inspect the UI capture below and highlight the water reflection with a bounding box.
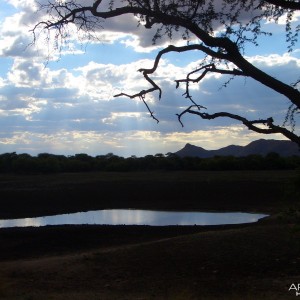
[0,209,268,228]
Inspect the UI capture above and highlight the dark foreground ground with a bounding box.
[0,170,299,299]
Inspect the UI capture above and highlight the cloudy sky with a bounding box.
[0,0,299,157]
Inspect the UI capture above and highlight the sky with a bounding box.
[0,0,299,157]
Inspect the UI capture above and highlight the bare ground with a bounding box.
[0,170,299,299]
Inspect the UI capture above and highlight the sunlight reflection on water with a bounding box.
[0,209,268,228]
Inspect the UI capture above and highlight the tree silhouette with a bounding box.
[32,0,300,145]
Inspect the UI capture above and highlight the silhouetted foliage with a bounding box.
[0,151,299,174]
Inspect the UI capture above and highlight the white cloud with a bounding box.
[7,0,36,9]
[0,126,288,156]
[102,112,144,125]
[248,53,300,69]
[74,59,164,100]
[6,59,80,94]
[120,35,160,53]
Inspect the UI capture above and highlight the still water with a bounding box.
[0,209,268,228]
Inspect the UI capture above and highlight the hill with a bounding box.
[175,139,300,158]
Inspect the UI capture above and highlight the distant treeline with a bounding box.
[0,152,300,173]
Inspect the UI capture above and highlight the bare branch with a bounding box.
[177,105,300,145]
[114,92,159,123]
[140,95,160,124]
[114,44,228,121]
[175,63,245,105]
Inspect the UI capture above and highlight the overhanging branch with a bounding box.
[177,105,300,145]
[113,92,159,123]
[113,44,229,121]
[175,63,245,105]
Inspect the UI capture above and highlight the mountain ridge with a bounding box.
[174,139,300,158]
